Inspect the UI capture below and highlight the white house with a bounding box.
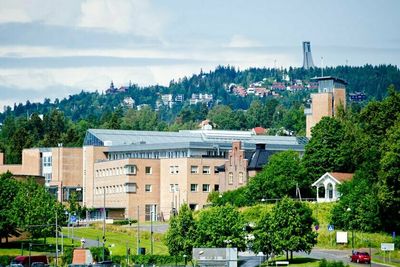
[312,172,354,203]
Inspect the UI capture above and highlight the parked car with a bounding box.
[351,251,371,263]
[11,256,48,267]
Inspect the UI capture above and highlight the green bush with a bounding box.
[112,219,137,225]
[62,247,74,265]
[90,247,110,262]
[131,255,183,265]
[319,259,349,267]
[0,256,13,266]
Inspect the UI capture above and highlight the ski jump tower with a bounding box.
[302,41,315,69]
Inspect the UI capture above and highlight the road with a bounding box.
[295,249,390,267]
[238,249,392,267]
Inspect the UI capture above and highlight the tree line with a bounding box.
[211,85,400,233]
[165,199,317,262]
[0,99,305,164]
[1,64,399,124]
[0,172,81,243]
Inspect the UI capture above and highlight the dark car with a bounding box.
[351,251,371,264]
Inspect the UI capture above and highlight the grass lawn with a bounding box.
[62,224,168,256]
[0,224,168,258]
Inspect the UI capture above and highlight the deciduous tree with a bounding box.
[165,204,197,260]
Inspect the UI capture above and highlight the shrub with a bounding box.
[319,259,349,267]
[131,255,183,265]
[90,247,110,262]
[112,219,137,225]
[0,256,13,266]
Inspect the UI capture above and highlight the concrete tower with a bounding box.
[302,41,315,69]
[305,76,347,137]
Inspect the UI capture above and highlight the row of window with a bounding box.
[228,172,244,184]
[190,165,211,174]
[95,184,153,194]
[190,183,219,192]
[95,166,152,177]
[97,165,215,177]
[108,150,189,160]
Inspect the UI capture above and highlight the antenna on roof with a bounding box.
[320,57,324,77]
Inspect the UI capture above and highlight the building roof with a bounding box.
[328,172,354,182]
[312,172,354,187]
[311,76,348,85]
[84,129,308,151]
[252,127,266,135]
[247,149,277,170]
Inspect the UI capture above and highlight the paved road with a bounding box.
[295,249,390,267]
[238,249,393,267]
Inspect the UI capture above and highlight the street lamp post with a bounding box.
[346,208,354,251]
[55,211,58,267]
[150,211,154,255]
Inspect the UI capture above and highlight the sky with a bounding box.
[0,0,400,108]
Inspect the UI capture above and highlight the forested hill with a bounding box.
[1,64,399,123]
[0,64,399,164]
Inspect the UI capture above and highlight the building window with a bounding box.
[170,184,179,192]
[43,156,52,167]
[191,165,199,174]
[214,184,219,191]
[145,184,152,192]
[238,172,244,184]
[145,166,152,174]
[202,166,210,174]
[145,204,157,221]
[228,172,233,184]
[190,184,198,192]
[189,204,198,211]
[169,166,179,174]
[124,165,137,175]
[125,183,137,193]
[202,184,210,192]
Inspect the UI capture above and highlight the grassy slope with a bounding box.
[242,202,396,250]
[0,224,167,257]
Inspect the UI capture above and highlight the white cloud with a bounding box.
[0,7,31,24]
[79,0,165,36]
[0,0,166,37]
[227,35,263,48]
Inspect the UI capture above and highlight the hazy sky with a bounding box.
[0,0,399,108]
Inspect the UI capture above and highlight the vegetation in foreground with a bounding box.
[212,87,400,234]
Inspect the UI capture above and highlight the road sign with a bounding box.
[328,224,334,232]
[381,243,395,251]
[70,215,77,223]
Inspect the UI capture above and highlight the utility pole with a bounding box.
[150,211,154,255]
[102,187,106,261]
[137,206,140,254]
[55,211,58,267]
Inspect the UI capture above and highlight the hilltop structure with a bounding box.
[302,41,315,69]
